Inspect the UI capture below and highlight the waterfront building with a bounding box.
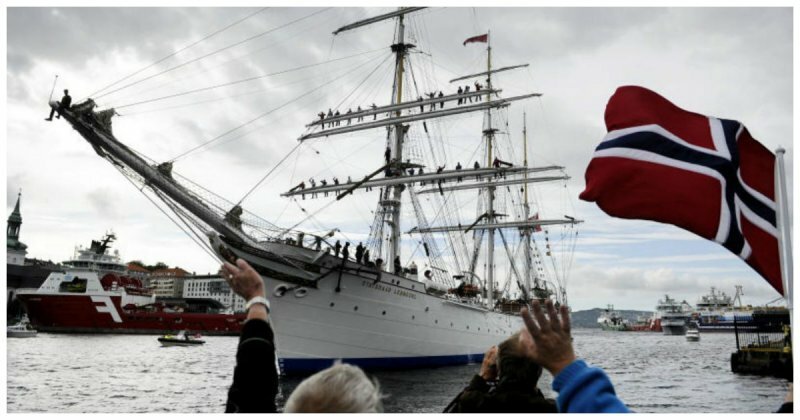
[126,262,151,285]
[183,274,245,313]
[150,267,189,298]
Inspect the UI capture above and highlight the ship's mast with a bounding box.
[522,112,532,298]
[329,7,425,267]
[387,14,409,266]
[485,31,495,310]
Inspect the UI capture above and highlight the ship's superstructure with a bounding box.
[657,295,691,336]
[16,234,246,335]
[597,305,628,331]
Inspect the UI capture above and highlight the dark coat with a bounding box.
[449,374,557,413]
[225,319,279,413]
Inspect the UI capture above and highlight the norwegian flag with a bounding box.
[580,86,782,295]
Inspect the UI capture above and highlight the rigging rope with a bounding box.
[167,52,390,163]
[236,142,302,207]
[331,52,394,113]
[94,8,332,101]
[83,7,269,101]
[111,162,222,265]
[113,48,385,110]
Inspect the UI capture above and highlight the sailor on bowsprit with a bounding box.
[45,89,72,121]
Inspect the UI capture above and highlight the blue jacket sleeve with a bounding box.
[552,359,630,413]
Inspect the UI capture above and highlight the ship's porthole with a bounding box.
[450,322,453,327]
[425,307,429,312]
[354,306,359,311]
[273,284,289,297]
[467,326,469,329]
[412,315,415,320]
[411,285,415,289]
[294,288,308,298]
[382,310,386,316]
[330,302,335,307]
[435,320,438,324]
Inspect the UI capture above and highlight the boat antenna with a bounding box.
[48,74,59,102]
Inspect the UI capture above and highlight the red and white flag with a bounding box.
[580,86,782,294]
[529,213,543,233]
[463,33,488,46]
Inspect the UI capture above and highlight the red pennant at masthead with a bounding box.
[463,34,488,46]
[580,86,782,295]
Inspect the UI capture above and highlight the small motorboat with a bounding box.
[686,323,700,342]
[158,331,205,347]
[7,319,37,338]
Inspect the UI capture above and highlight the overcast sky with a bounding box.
[5,6,793,311]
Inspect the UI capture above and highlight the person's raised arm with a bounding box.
[520,300,629,413]
[519,300,575,376]
[222,258,277,413]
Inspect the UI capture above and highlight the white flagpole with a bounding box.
[774,147,793,342]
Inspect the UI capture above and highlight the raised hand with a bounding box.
[519,299,576,376]
[220,258,265,301]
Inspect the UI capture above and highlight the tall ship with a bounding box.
[44,8,581,373]
[597,305,628,331]
[16,233,246,335]
[656,294,691,336]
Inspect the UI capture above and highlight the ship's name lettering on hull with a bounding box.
[361,280,416,299]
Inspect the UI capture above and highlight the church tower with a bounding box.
[7,190,28,265]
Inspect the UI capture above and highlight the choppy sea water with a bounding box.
[6,328,789,413]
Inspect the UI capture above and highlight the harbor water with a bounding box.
[7,328,789,413]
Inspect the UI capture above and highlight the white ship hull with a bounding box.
[213,236,522,374]
[660,318,688,335]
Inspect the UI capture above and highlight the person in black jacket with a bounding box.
[222,258,278,413]
[445,332,557,413]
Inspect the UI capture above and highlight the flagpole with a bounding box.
[775,147,793,344]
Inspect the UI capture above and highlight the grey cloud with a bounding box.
[86,188,119,219]
[8,8,252,74]
[7,174,26,211]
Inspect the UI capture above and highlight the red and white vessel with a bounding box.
[16,234,245,335]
